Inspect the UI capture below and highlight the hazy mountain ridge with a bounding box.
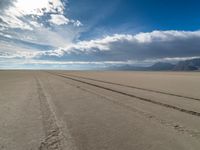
[109,58,200,71]
[173,58,200,71]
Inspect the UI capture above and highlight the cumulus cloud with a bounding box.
[36,30,200,62]
[49,14,83,26]
[2,29,200,66]
[49,14,70,25]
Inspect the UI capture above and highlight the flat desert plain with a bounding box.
[0,71,200,150]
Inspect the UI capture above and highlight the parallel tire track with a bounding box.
[48,72,200,118]
[75,85,200,139]
[57,73,200,102]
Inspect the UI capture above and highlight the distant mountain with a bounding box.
[149,62,175,71]
[173,58,200,71]
[108,65,147,71]
[109,62,175,71]
[108,58,200,71]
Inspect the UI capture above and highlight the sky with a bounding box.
[1,0,200,69]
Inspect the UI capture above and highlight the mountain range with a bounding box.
[109,58,200,71]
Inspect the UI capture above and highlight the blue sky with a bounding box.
[70,0,200,35]
[1,0,200,69]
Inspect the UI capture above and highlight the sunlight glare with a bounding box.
[13,0,63,16]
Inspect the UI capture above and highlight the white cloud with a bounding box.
[71,20,83,27]
[49,15,83,26]
[0,0,82,30]
[3,29,200,61]
[134,30,200,43]
[35,30,200,61]
[0,0,64,30]
[10,0,65,16]
[49,14,70,25]
[0,0,85,69]
[0,0,83,56]
[0,15,33,30]
[0,40,41,59]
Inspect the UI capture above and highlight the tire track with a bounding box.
[77,85,200,139]
[48,72,200,118]
[35,77,64,150]
[45,72,200,139]
[55,72,200,102]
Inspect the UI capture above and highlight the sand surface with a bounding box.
[0,71,200,150]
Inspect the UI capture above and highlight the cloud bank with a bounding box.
[35,30,200,62]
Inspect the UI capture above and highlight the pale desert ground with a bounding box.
[0,70,200,150]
